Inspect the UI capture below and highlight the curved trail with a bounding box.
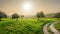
[43,23,51,34]
[50,22,60,34]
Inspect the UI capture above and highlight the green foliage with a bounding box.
[12,13,19,19]
[36,11,45,18]
[0,18,54,34]
[0,11,7,21]
[53,13,60,18]
[55,23,60,31]
[0,11,7,18]
[12,13,19,21]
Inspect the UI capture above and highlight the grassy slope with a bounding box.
[0,18,55,34]
[55,23,60,31]
[54,18,60,31]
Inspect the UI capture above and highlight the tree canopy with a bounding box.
[0,11,7,21]
[36,11,45,18]
[12,13,19,19]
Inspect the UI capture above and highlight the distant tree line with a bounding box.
[0,11,24,21]
[53,13,60,18]
[0,10,60,21]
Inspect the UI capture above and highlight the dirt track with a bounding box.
[50,22,60,34]
[43,23,51,34]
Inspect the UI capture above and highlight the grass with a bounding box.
[54,18,60,31]
[0,18,55,34]
[55,23,60,31]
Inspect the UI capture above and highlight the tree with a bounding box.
[0,11,7,21]
[36,11,45,20]
[21,15,24,18]
[12,13,19,21]
[53,13,60,18]
[53,13,60,21]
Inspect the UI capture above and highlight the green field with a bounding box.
[55,23,60,31]
[0,18,56,34]
[54,18,60,31]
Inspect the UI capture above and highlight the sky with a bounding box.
[0,0,60,16]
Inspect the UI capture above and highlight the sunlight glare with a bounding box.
[23,2,32,11]
[22,2,33,15]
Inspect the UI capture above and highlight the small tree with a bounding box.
[36,11,45,20]
[12,13,19,21]
[21,15,24,18]
[0,11,7,21]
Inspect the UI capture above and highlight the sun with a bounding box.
[22,2,32,11]
[21,2,33,15]
[24,3,31,10]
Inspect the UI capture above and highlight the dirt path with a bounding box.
[50,22,60,34]
[43,23,51,34]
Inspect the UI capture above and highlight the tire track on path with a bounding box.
[50,22,60,34]
[43,23,51,34]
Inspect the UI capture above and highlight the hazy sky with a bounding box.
[0,0,60,16]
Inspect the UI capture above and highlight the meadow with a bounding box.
[54,18,60,31]
[0,18,56,34]
[55,22,60,31]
